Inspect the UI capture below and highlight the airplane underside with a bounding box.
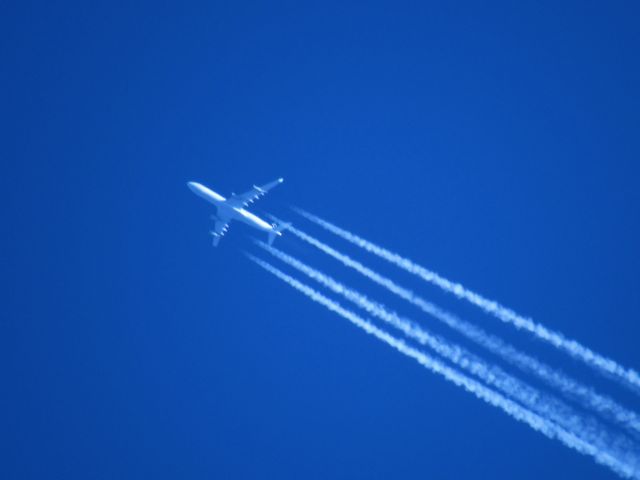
[188,178,288,247]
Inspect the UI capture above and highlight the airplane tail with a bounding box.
[268,222,292,246]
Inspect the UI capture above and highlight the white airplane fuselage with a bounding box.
[187,181,274,232]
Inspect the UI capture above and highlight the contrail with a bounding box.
[281,224,640,436]
[247,255,639,479]
[293,208,640,394]
[256,242,640,457]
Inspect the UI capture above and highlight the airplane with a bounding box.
[187,178,290,246]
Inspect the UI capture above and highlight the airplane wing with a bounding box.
[209,214,231,247]
[226,178,283,209]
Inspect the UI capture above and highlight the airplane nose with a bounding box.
[187,181,198,191]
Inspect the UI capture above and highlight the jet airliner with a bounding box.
[187,178,289,246]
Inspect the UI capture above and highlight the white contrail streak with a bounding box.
[247,255,639,479]
[256,242,640,457]
[281,224,640,436]
[293,208,640,394]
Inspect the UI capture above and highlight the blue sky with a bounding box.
[3,1,640,478]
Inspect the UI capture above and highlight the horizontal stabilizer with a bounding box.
[267,221,292,246]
